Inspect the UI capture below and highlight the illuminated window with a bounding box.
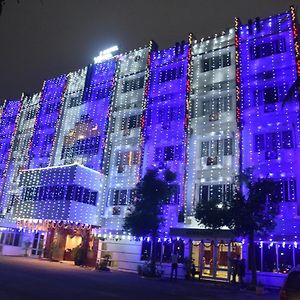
[250,38,286,60]
[254,134,265,152]
[201,53,231,72]
[122,76,145,93]
[159,65,184,82]
[199,184,233,203]
[254,130,294,153]
[223,138,233,156]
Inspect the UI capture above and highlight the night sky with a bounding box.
[0,0,299,103]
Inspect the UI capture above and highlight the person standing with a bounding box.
[238,258,246,289]
[170,251,179,280]
[231,255,241,283]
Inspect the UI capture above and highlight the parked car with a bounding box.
[280,267,300,300]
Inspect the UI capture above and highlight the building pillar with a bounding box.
[227,241,231,282]
[213,240,218,278]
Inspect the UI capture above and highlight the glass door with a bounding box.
[31,232,45,257]
[202,242,214,277]
[216,242,229,279]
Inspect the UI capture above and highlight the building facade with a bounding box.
[0,6,299,287]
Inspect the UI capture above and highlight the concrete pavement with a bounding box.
[0,256,278,300]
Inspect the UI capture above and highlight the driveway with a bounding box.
[0,256,278,300]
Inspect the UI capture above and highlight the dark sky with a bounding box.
[0,0,299,102]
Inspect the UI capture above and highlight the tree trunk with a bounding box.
[249,231,257,287]
[150,235,156,277]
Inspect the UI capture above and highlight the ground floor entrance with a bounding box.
[191,240,242,281]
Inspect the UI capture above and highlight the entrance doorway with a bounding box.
[31,232,46,257]
[191,240,242,280]
[63,235,82,261]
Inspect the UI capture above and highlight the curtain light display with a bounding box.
[1,93,41,218]
[103,47,150,231]
[29,75,67,169]
[0,7,299,282]
[0,100,21,211]
[14,164,102,225]
[238,9,300,242]
[142,42,189,234]
[185,29,238,218]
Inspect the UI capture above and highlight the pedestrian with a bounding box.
[170,251,179,280]
[191,261,196,280]
[231,254,240,283]
[238,258,246,289]
[200,256,206,277]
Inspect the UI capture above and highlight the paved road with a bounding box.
[0,256,278,300]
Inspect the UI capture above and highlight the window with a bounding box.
[141,239,184,263]
[25,108,36,120]
[174,144,184,160]
[61,135,101,160]
[201,141,209,157]
[122,76,145,93]
[199,185,209,203]
[173,239,185,263]
[128,189,137,204]
[271,179,297,202]
[68,95,84,108]
[262,245,277,272]
[141,240,151,260]
[35,184,97,205]
[224,138,233,156]
[254,130,294,153]
[44,133,54,145]
[119,190,127,205]
[0,231,21,247]
[46,103,60,114]
[115,150,140,172]
[95,87,111,100]
[202,100,210,116]
[199,184,233,203]
[159,66,184,83]
[120,115,141,131]
[166,184,180,205]
[155,147,163,162]
[255,242,299,274]
[164,146,174,161]
[266,132,281,151]
[109,189,130,206]
[155,145,183,162]
[278,246,293,274]
[264,87,278,104]
[201,53,231,72]
[250,38,286,60]
[254,134,265,152]
[282,130,293,149]
[201,96,232,117]
[201,138,233,158]
[158,105,185,126]
[162,241,172,262]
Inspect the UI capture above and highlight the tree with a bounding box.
[124,166,177,276]
[195,175,281,287]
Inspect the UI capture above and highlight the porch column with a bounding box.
[213,240,218,277]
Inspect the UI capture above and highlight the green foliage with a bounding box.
[72,245,85,266]
[195,175,281,286]
[124,166,177,238]
[195,197,232,230]
[49,240,60,260]
[124,166,177,277]
[195,177,281,238]
[229,180,281,237]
